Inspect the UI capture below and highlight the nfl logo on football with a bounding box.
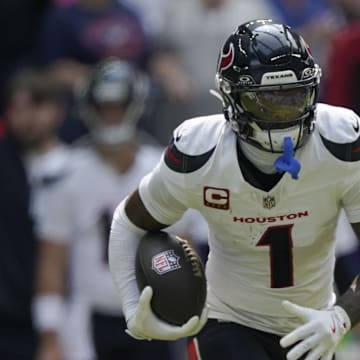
[151,250,181,275]
[263,195,276,209]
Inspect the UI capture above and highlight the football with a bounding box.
[135,231,207,326]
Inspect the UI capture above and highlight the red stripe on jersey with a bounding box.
[166,144,182,164]
[187,338,201,360]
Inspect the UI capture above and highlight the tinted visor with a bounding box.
[239,87,313,122]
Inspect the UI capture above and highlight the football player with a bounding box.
[33,58,206,360]
[0,68,67,360]
[108,19,360,360]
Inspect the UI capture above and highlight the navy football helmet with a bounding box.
[215,19,321,153]
[77,57,149,146]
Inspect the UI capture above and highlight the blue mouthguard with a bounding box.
[273,137,301,179]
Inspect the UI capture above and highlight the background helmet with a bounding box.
[216,19,321,153]
[76,57,149,146]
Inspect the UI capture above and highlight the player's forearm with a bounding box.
[336,274,360,327]
[33,241,68,333]
[109,199,146,320]
[35,240,67,294]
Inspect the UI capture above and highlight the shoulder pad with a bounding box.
[316,103,360,161]
[164,115,225,173]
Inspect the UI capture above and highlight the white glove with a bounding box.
[126,286,208,341]
[280,300,351,360]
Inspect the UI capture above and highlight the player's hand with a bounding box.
[280,300,351,360]
[126,286,208,341]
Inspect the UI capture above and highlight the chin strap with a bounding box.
[274,137,301,179]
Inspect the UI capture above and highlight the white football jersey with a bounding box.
[35,145,163,311]
[25,144,73,221]
[139,103,360,335]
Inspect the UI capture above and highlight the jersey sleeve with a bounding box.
[139,115,221,225]
[138,153,188,225]
[34,179,74,243]
[317,105,360,222]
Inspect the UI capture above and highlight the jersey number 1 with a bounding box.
[256,224,294,288]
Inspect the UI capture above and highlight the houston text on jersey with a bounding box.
[233,211,309,223]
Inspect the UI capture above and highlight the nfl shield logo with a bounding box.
[151,250,181,275]
[263,195,276,209]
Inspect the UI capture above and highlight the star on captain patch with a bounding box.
[263,195,276,209]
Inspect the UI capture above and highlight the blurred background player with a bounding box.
[33,57,207,360]
[0,67,66,359]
